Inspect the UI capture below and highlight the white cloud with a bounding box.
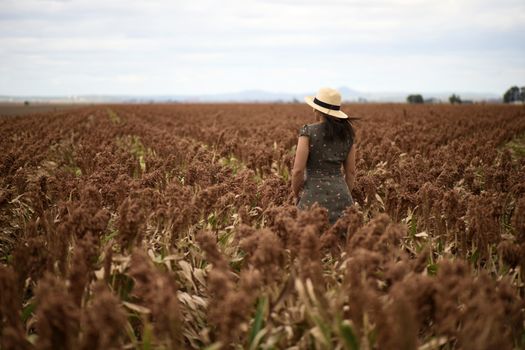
[0,0,524,95]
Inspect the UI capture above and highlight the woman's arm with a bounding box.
[343,145,356,192]
[291,136,309,198]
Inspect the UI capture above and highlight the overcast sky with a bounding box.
[0,0,524,96]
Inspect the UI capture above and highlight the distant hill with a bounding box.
[0,88,501,104]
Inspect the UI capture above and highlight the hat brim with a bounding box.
[304,96,348,119]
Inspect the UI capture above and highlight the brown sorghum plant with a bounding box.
[128,250,182,347]
[34,273,80,350]
[237,225,285,285]
[0,266,33,350]
[117,198,146,252]
[0,103,524,349]
[79,282,127,350]
[68,233,98,307]
[196,229,263,345]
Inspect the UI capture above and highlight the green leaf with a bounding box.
[409,215,418,237]
[142,321,153,350]
[311,314,332,347]
[248,296,267,348]
[101,229,118,245]
[22,301,36,323]
[125,321,138,347]
[139,155,146,172]
[470,248,480,265]
[107,108,121,124]
[427,263,438,276]
[367,327,378,348]
[339,321,359,350]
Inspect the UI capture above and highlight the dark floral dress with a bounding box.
[296,123,354,223]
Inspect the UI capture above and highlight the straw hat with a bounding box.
[304,87,348,119]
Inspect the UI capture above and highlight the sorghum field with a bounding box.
[1,103,525,350]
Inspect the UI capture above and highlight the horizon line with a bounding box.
[0,87,507,98]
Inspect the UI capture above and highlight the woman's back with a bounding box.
[300,123,353,177]
[297,122,354,223]
[291,87,357,224]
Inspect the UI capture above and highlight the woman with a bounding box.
[292,87,357,224]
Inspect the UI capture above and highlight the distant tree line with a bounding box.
[406,94,424,104]
[449,94,462,104]
[503,86,525,103]
[406,85,525,105]
[406,93,464,104]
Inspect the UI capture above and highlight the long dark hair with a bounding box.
[321,112,357,143]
